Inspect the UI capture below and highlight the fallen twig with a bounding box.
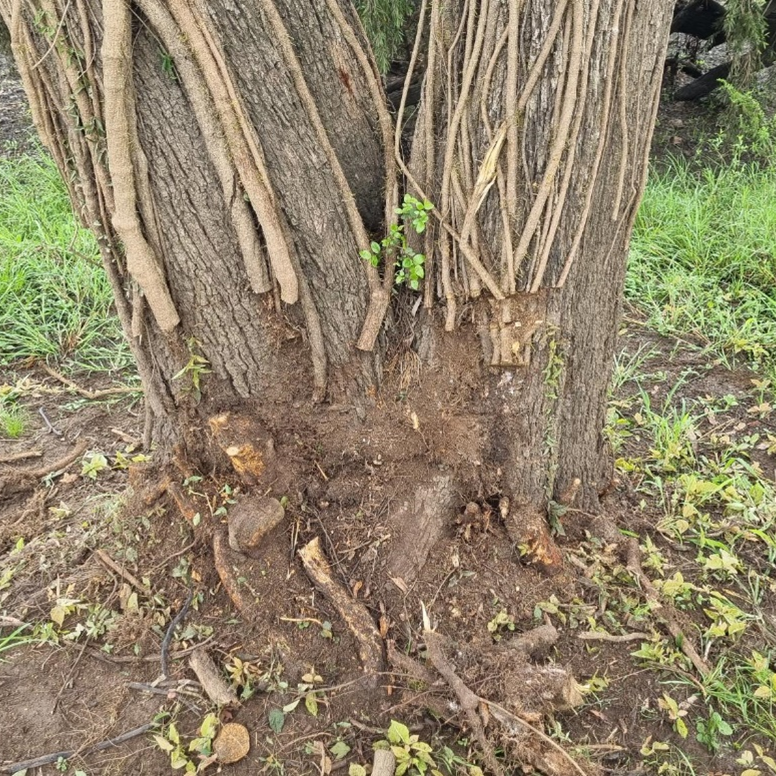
[110,427,142,446]
[42,363,139,400]
[0,616,29,628]
[52,641,89,713]
[38,406,62,436]
[126,680,202,713]
[86,635,213,664]
[624,538,708,675]
[160,589,194,679]
[94,548,151,595]
[590,516,709,676]
[0,449,43,464]
[1,721,154,773]
[577,630,650,643]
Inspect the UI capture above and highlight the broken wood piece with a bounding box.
[94,548,151,595]
[506,622,559,657]
[213,528,251,613]
[228,494,285,557]
[299,536,384,685]
[189,647,239,706]
[1,722,154,773]
[0,449,43,464]
[42,363,140,399]
[577,630,650,643]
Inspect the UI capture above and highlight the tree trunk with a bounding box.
[1,0,672,563]
[406,0,672,519]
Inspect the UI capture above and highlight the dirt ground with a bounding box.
[2,40,776,776]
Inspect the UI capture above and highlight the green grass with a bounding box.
[0,625,34,661]
[627,158,776,376]
[0,153,132,372]
[0,401,27,438]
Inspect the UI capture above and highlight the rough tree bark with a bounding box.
[0,0,673,564]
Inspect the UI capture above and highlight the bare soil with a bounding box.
[2,318,776,775]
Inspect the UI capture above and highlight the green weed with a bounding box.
[0,153,131,372]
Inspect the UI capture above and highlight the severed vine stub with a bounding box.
[298,537,384,686]
[101,0,179,333]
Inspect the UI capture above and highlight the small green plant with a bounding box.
[360,196,433,291]
[658,692,690,739]
[376,720,442,776]
[81,451,109,479]
[486,609,515,641]
[0,402,26,438]
[152,712,219,773]
[173,338,212,402]
[696,710,733,752]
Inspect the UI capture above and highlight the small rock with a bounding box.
[213,722,250,764]
[228,495,285,557]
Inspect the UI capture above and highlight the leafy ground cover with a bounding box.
[1,85,776,776]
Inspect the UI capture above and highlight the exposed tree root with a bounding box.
[388,624,589,776]
[424,630,506,776]
[0,439,88,498]
[299,536,384,686]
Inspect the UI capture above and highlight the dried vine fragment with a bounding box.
[101,0,179,332]
[165,0,298,304]
[299,537,383,685]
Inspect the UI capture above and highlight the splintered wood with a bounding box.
[298,537,383,685]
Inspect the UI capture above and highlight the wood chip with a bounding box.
[188,648,239,706]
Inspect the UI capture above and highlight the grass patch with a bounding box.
[0,401,27,439]
[0,153,132,373]
[628,158,776,376]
